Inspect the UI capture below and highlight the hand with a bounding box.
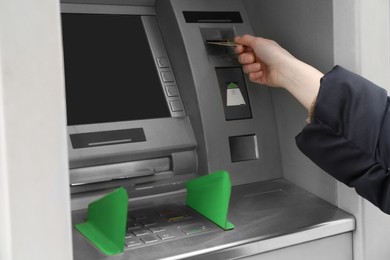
[234,35,295,88]
[234,34,323,110]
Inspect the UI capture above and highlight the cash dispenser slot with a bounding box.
[70,150,197,186]
[70,157,168,185]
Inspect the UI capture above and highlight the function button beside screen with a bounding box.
[156,57,170,68]
[165,85,179,97]
[169,100,184,112]
[160,71,175,82]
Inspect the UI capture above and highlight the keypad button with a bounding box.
[157,232,175,240]
[140,234,159,244]
[149,226,166,233]
[125,238,142,248]
[127,221,142,230]
[176,222,204,229]
[182,225,208,235]
[141,219,157,227]
[132,229,150,237]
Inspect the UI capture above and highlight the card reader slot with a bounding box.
[70,157,170,186]
[201,28,236,56]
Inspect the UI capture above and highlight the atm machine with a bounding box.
[61,0,355,259]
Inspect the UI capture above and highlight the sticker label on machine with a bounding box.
[226,82,246,106]
[215,67,252,121]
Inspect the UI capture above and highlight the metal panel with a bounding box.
[156,0,283,186]
[0,1,73,259]
[62,0,155,6]
[244,0,337,205]
[142,16,186,118]
[71,180,355,260]
[70,157,171,185]
[241,233,352,260]
[67,117,196,169]
[61,2,156,15]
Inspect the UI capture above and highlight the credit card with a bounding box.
[206,40,237,47]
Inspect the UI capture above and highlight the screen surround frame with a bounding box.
[61,4,186,123]
[61,3,192,170]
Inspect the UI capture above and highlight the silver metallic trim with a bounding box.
[142,16,186,117]
[61,3,156,15]
[197,19,233,23]
[61,0,155,6]
[71,180,355,260]
[69,157,170,185]
[166,219,354,260]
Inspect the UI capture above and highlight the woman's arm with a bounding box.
[235,34,390,214]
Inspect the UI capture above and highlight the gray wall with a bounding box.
[243,0,337,204]
[0,1,73,260]
[333,1,390,259]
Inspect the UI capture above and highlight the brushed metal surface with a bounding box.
[70,157,170,185]
[72,179,355,259]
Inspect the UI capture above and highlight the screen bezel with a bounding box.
[61,3,189,169]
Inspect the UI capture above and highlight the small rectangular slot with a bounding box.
[183,11,243,23]
[229,134,259,162]
[70,128,146,149]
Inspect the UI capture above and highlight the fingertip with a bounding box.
[249,71,262,82]
[249,72,256,81]
[234,35,242,44]
[234,44,244,54]
[238,52,255,64]
[242,63,261,74]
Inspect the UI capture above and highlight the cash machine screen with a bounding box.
[62,13,171,126]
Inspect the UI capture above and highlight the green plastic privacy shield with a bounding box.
[75,187,128,255]
[186,170,234,230]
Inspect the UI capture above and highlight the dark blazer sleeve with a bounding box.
[296,65,390,214]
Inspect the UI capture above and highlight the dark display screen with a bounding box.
[62,14,171,126]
